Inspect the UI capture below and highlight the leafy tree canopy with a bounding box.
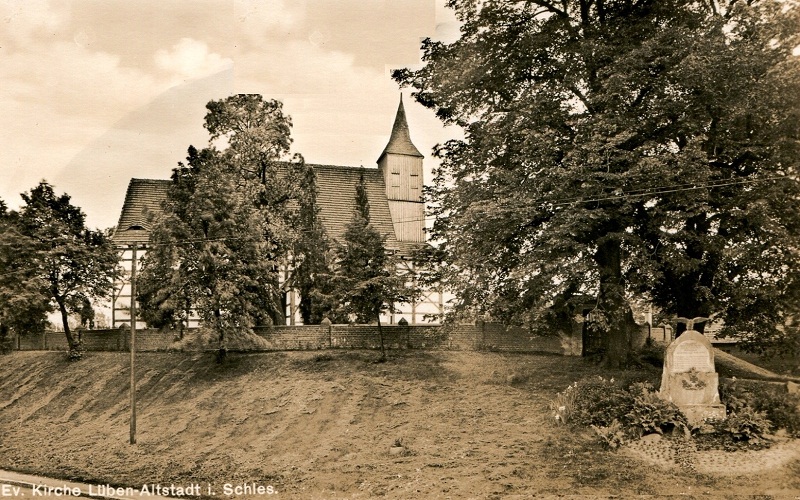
[141,151,281,352]
[291,164,342,324]
[0,200,51,349]
[395,0,800,364]
[139,95,323,357]
[14,183,120,357]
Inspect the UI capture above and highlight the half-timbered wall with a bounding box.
[111,245,201,330]
[281,256,445,326]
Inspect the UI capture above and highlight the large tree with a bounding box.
[0,200,51,353]
[138,95,308,359]
[333,171,412,361]
[15,183,121,358]
[139,149,281,361]
[203,95,309,323]
[395,0,800,365]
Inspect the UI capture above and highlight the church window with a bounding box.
[391,171,400,187]
[410,173,419,189]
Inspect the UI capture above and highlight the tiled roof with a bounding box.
[112,178,170,245]
[312,164,399,251]
[377,96,423,162]
[111,165,410,254]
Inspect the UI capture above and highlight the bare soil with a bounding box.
[0,350,798,499]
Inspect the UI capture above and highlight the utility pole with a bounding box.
[130,243,138,445]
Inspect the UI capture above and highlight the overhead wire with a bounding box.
[386,174,792,223]
[0,173,793,275]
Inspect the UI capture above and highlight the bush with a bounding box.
[551,377,682,443]
[625,382,687,437]
[592,419,627,449]
[570,377,635,428]
[722,406,771,442]
[718,378,752,413]
[553,375,798,450]
[719,378,800,437]
[67,341,84,361]
[751,389,800,437]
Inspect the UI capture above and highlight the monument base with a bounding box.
[679,404,726,427]
[662,371,722,406]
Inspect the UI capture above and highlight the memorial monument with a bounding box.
[659,317,726,426]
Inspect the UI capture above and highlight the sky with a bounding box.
[1,0,462,230]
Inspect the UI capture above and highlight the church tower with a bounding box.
[377,95,425,243]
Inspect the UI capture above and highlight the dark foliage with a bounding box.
[14,183,120,358]
[394,0,800,365]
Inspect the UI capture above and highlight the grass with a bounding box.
[0,350,798,498]
[720,346,800,378]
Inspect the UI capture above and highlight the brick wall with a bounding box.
[252,325,330,350]
[15,329,178,352]
[11,322,576,355]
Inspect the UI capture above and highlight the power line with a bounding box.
[387,174,792,223]
[550,175,786,207]
[0,174,793,263]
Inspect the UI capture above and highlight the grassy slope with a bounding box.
[718,346,800,378]
[0,350,798,499]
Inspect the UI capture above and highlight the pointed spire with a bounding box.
[378,94,423,162]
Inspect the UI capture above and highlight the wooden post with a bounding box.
[130,243,137,445]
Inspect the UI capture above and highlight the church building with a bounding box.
[110,97,444,327]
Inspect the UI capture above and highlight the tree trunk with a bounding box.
[0,323,10,354]
[214,307,226,363]
[376,312,387,363]
[299,290,312,325]
[56,296,77,351]
[674,214,716,336]
[594,237,631,368]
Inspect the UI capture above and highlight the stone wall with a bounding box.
[649,324,674,344]
[11,322,571,355]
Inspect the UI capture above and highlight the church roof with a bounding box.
[112,178,170,245]
[377,96,423,163]
[312,164,400,251]
[111,165,414,255]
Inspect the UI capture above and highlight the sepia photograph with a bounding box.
[1,0,800,498]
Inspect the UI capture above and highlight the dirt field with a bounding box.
[0,350,798,499]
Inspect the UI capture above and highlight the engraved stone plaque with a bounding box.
[672,340,712,373]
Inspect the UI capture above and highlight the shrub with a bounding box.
[553,374,794,451]
[719,378,800,437]
[624,382,687,437]
[718,378,752,413]
[552,377,689,448]
[570,377,635,428]
[751,389,800,437]
[720,406,772,443]
[592,419,627,449]
[67,341,84,361]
